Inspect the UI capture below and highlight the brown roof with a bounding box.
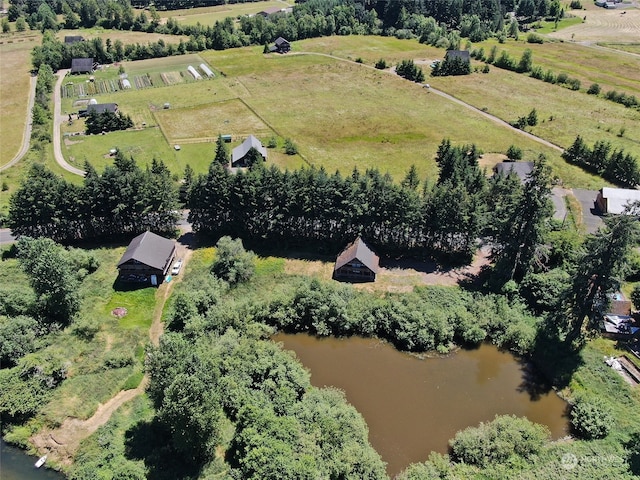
[334,237,379,273]
[117,231,175,271]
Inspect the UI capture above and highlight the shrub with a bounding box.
[527,108,538,126]
[211,236,255,285]
[354,57,363,64]
[530,65,544,80]
[267,136,278,148]
[567,78,581,91]
[587,83,601,95]
[506,145,523,160]
[284,138,298,155]
[569,0,582,8]
[527,33,544,44]
[571,397,613,439]
[481,63,490,73]
[374,58,387,69]
[450,415,549,467]
[556,72,569,84]
[543,69,556,84]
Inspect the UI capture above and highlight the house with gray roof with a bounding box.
[71,57,93,74]
[334,237,379,282]
[493,161,534,184]
[231,135,267,167]
[117,231,176,284]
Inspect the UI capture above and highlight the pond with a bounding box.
[274,333,569,477]
[1,440,65,480]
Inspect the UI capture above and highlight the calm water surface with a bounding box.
[274,333,568,477]
[1,440,65,480]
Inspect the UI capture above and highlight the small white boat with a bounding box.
[35,455,47,468]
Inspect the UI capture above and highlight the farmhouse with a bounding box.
[595,187,640,214]
[79,103,118,117]
[493,161,534,184]
[64,35,84,44]
[445,50,471,64]
[258,6,282,16]
[269,37,291,54]
[232,135,267,167]
[71,58,94,74]
[334,237,379,282]
[117,231,176,284]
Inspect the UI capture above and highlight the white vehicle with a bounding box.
[171,259,183,276]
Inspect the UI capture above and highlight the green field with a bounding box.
[151,1,294,26]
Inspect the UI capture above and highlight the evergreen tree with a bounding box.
[492,156,553,284]
[214,134,229,167]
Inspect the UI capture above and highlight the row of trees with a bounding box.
[188,139,542,263]
[85,109,133,135]
[8,156,179,242]
[562,136,640,188]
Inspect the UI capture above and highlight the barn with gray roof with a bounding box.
[231,135,267,167]
[334,237,379,282]
[117,231,176,283]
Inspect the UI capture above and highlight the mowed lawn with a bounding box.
[151,1,294,26]
[0,32,41,166]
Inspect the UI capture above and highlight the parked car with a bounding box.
[171,259,183,275]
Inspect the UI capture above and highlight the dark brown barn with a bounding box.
[334,237,379,282]
[269,37,291,54]
[71,58,94,74]
[117,231,176,284]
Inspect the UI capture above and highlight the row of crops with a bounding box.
[61,65,216,98]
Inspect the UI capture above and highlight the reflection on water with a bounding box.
[274,334,568,477]
[1,440,65,480]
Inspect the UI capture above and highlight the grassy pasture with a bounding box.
[55,28,188,46]
[154,98,273,142]
[473,37,640,97]
[0,31,41,167]
[203,45,590,184]
[548,5,640,44]
[424,56,640,162]
[152,1,293,26]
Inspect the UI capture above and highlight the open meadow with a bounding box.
[55,28,189,47]
[0,31,40,167]
[150,1,294,26]
[548,3,640,45]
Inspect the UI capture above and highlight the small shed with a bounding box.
[232,135,267,167]
[334,237,379,282]
[269,37,291,54]
[71,58,94,74]
[221,134,232,143]
[117,231,176,283]
[493,161,534,184]
[596,187,640,215]
[64,36,84,44]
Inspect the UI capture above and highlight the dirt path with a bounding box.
[0,75,36,172]
[30,223,195,466]
[52,69,85,177]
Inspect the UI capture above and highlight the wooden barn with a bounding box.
[117,231,176,284]
[334,237,379,282]
[71,58,94,74]
[231,135,267,167]
[269,37,291,54]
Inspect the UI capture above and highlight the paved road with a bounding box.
[0,75,37,172]
[551,187,569,222]
[52,69,85,177]
[572,188,604,234]
[0,228,16,245]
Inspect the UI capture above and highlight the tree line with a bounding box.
[188,139,535,263]
[8,155,179,242]
[562,136,640,188]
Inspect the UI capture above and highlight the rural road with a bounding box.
[53,69,86,177]
[0,228,16,244]
[0,75,37,172]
